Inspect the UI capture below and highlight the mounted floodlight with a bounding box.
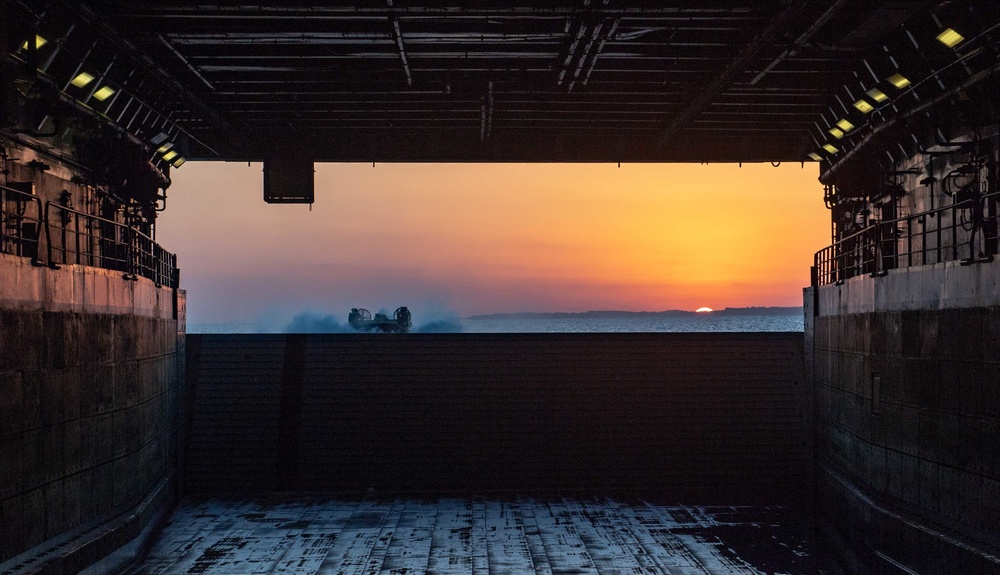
[150,132,169,145]
[93,86,115,101]
[887,73,911,88]
[171,157,186,168]
[808,152,823,161]
[156,142,174,154]
[936,28,964,48]
[853,99,875,114]
[21,35,47,50]
[829,127,845,138]
[823,143,839,154]
[71,72,95,88]
[866,88,888,102]
[836,119,855,132]
[161,150,178,161]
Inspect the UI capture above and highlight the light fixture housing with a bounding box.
[887,73,911,88]
[936,28,964,48]
[866,88,888,102]
[71,72,95,88]
[853,99,875,113]
[21,35,47,50]
[93,86,116,101]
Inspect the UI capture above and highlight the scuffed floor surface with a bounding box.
[136,496,830,575]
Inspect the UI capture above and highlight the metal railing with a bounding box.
[44,202,178,288]
[0,183,44,262]
[815,192,1000,286]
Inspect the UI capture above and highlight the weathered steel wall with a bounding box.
[184,332,807,501]
[810,262,1000,574]
[0,253,184,573]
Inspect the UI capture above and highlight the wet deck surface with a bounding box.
[138,496,828,575]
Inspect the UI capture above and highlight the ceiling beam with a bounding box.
[655,0,826,148]
[61,0,228,138]
[386,0,413,86]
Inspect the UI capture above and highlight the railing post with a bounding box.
[907,217,913,267]
[125,225,134,280]
[45,203,59,269]
[952,203,958,261]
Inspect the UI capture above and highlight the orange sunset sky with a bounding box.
[158,162,828,325]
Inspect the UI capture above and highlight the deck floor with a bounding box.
[137,496,827,575]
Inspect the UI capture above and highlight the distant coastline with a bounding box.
[464,306,802,321]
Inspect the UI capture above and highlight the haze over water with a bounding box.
[188,313,803,334]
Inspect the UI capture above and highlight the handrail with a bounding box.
[43,202,178,288]
[0,183,44,264]
[814,192,999,286]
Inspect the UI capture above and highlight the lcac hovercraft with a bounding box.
[348,307,412,333]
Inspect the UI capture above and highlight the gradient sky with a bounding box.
[158,162,828,325]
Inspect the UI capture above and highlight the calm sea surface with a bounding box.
[461,315,802,333]
[188,314,803,334]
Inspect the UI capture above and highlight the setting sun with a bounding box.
[695,307,714,313]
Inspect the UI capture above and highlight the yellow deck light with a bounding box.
[829,127,845,138]
[836,119,855,132]
[157,142,174,154]
[866,88,888,102]
[823,144,839,154]
[808,152,823,161]
[71,72,95,88]
[888,74,911,88]
[936,28,964,48]
[93,86,116,101]
[162,150,178,161]
[21,36,47,50]
[853,99,875,113]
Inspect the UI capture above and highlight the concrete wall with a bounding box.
[184,332,808,501]
[810,260,1000,574]
[0,253,184,574]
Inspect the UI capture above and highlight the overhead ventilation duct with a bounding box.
[263,147,315,204]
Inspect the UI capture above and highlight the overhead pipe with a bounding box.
[656,0,820,148]
[749,0,851,86]
[387,0,413,86]
[582,18,619,87]
[158,34,215,91]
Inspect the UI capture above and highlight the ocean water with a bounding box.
[462,314,802,333]
[188,314,802,334]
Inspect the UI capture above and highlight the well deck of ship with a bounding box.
[137,495,826,575]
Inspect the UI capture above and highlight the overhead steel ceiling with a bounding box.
[5,1,998,164]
